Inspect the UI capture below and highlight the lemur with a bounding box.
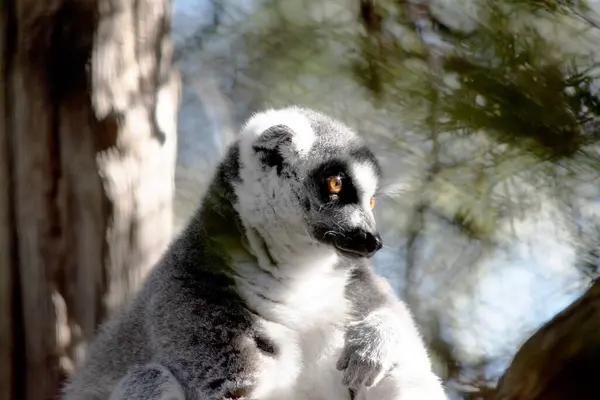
[62,107,448,400]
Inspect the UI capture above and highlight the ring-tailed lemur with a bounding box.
[62,107,447,400]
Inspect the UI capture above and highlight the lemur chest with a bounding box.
[274,272,350,329]
[245,270,351,400]
[235,260,351,330]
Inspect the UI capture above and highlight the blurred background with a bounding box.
[2,0,600,399]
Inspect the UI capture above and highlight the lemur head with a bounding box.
[234,106,383,260]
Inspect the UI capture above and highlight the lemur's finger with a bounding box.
[336,351,351,371]
[342,358,363,387]
[364,364,383,387]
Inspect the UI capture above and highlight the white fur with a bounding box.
[236,108,316,240]
[250,320,302,398]
[345,161,379,231]
[351,162,379,209]
[239,107,316,160]
[234,253,353,400]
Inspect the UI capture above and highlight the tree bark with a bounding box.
[0,3,15,399]
[0,0,180,399]
[495,280,600,400]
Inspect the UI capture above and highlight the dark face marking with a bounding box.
[254,146,285,175]
[252,124,293,176]
[311,159,360,206]
[253,331,278,357]
[303,158,383,259]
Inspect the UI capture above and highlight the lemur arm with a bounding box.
[344,263,424,340]
[339,263,447,398]
[344,263,406,319]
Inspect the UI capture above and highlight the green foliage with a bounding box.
[442,33,598,161]
[355,0,600,163]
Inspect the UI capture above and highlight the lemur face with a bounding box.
[303,150,382,259]
[236,107,383,259]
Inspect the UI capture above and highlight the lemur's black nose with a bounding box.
[365,232,383,256]
[328,228,383,258]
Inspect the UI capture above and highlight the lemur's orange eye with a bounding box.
[327,176,343,193]
[370,196,375,209]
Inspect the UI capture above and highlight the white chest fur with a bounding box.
[234,259,352,400]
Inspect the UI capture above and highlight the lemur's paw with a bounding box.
[336,311,401,389]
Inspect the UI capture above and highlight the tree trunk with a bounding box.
[0,0,180,398]
[494,280,600,400]
[0,3,15,398]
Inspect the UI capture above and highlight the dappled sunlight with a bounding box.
[3,0,600,398]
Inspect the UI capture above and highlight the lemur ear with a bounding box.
[252,125,294,174]
[239,109,316,172]
[251,124,294,153]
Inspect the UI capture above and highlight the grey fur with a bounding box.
[109,364,185,400]
[62,107,447,400]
